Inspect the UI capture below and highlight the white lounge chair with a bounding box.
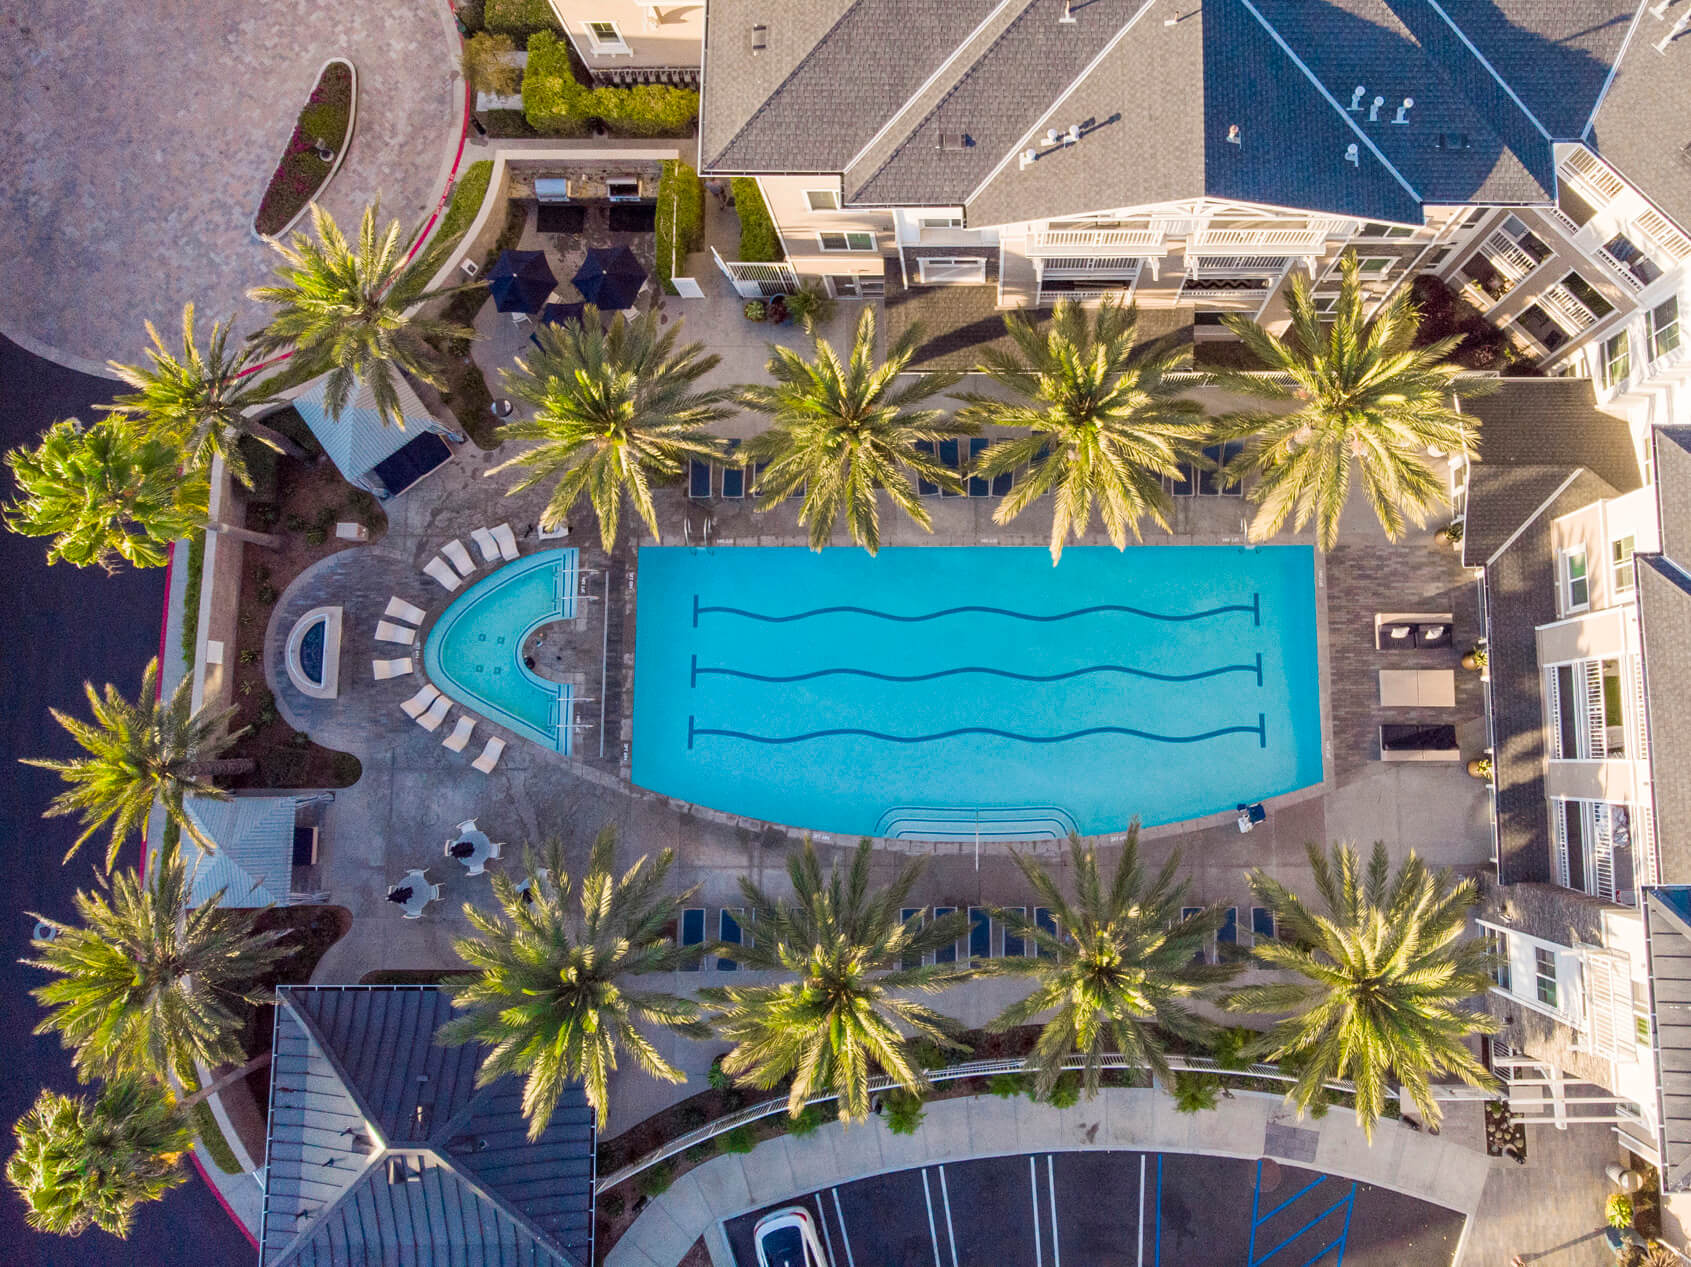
[442,715,475,752]
[471,737,506,773]
[374,620,416,645]
[471,527,501,564]
[373,658,413,680]
[417,693,454,731]
[442,538,476,578]
[401,683,441,719]
[424,555,460,592]
[491,523,520,562]
[385,596,427,625]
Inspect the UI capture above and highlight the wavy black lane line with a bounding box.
[690,652,1264,688]
[687,713,1267,750]
[692,592,1261,628]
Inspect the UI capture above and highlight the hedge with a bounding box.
[484,0,559,36]
[655,160,704,294]
[732,178,782,262]
[523,32,698,138]
[434,159,493,250]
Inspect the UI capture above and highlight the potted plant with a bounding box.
[1438,520,1464,550]
[1467,754,1493,780]
[784,283,837,333]
[1608,1193,1635,1230]
[1461,641,1488,671]
[743,299,767,322]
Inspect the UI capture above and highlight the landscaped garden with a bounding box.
[254,59,356,238]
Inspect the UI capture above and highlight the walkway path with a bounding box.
[0,0,461,372]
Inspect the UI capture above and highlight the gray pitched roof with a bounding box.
[259,987,595,1267]
[699,0,1649,225]
[1643,889,1691,1190]
[1638,555,1691,886]
[184,794,297,908]
[1586,13,1691,243]
[1655,428,1691,563]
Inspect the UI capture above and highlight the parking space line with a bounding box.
[1137,1154,1146,1267]
[1030,1156,1044,1267]
[1154,1154,1163,1267]
[922,1168,943,1267]
[1253,1193,1353,1266]
[813,1194,837,1267]
[938,1165,959,1267]
[830,1188,856,1267]
[1258,1176,1327,1225]
[1047,1154,1061,1267]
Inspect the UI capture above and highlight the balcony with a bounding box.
[1538,282,1602,336]
[1028,228,1166,254]
[1189,227,1330,254]
[1479,228,1546,282]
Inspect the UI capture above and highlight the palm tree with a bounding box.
[100,302,305,489]
[20,657,251,868]
[984,829,1235,1099]
[699,839,973,1121]
[26,848,290,1085]
[247,202,478,426]
[7,1078,192,1238]
[1226,840,1498,1138]
[955,299,1207,564]
[739,309,967,553]
[486,309,734,550]
[1215,253,1478,550]
[439,829,709,1135]
[3,419,208,572]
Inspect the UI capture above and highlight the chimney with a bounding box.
[1349,85,1366,111]
[1368,95,1384,123]
[1393,97,1414,124]
[1345,143,1360,167]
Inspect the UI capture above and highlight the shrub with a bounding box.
[600,1190,625,1219]
[684,1138,719,1164]
[463,32,523,95]
[732,178,782,261]
[722,1126,757,1154]
[255,62,354,236]
[743,300,767,322]
[675,1103,707,1131]
[1043,1074,1081,1110]
[484,0,559,36]
[179,530,206,670]
[1171,1072,1222,1115]
[1211,1027,1259,1072]
[881,1091,926,1136]
[785,1104,828,1137]
[523,33,698,137]
[434,160,494,253]
[707,1057,732,1091]
[635,1162,674,1198]
[988,1073,1028,1100]
[1608,1193,1635,1229]
[655,160,705,294]
[785,282,836,333]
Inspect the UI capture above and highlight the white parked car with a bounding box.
[753,1207,830,1267]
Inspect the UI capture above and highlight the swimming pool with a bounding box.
[632,546,1322,838]
[423,548,579,753]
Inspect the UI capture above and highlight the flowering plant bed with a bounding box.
[254,58,357,237]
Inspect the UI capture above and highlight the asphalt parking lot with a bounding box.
[723,1150,1466,1267]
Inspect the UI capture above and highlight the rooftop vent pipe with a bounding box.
[1345,143,1360,167]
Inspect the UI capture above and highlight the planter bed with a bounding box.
[255,59,357,238]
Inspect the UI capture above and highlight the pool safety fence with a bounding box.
[594,1054,1492,1194]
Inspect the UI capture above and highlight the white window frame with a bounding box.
[1535,945,1559,1009]
[1612,535,1636,594]
[1562,545,1590,613]
[1487,929,1511,991]
[817,231,875,253]
[583,20,632,54]
[917,256,987,285]
[1650,296,1681,361]
[826,274,884,299]
[1353,255,1394,276]
[1360,222,1415,239]
[919,215,965,229]
[1311,291,1341,315]
[805,189,841,213]
[1601,330,1630,388]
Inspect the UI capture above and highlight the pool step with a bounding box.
[875,804,1078,842]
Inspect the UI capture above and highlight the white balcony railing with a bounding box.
[1190,227,1328,253]
[1540,283,1601,335]
[1595,247,1649,292]
[1028,228,1165,254]
[1480,229,1542,281]
[1038,256,1143,277]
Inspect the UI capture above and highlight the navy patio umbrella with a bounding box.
[486,249,557,313]
[540,301,588,328]
[572,246,647,310]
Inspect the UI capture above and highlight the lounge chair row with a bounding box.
[400,684,506,772]
[374,595,429,675]
[424,524,519,592]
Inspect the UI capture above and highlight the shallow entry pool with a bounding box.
[632,546,1322,838]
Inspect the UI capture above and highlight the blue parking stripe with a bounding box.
[1253,1194,1353,1266]
[1248,1159,1262,1265]
[1257,1175,1326,1224]
[1334,1184,1356,1266]
[1154,1154,1163,1267]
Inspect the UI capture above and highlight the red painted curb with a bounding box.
[189,1150,261,1249]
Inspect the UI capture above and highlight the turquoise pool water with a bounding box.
[632,546,1323,838]
[423,548,578,753]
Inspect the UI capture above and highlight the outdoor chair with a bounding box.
[417,693,453,731]
[456,818,478,834]
[400,683,441,719]
[423,555,461,592]
[441,538,477,578]
[373,658,413,680]
[472,736,506,773]
[442,715,475,752]
[471,527,501,564]
[374,619,415,645]
[385,596,427,625]
[491,523,520,561]
[511,311,531,326]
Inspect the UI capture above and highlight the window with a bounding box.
[818,231,875,252]
[1562,546,1589,611]
[1312,291,1341,315]
[583,20,630,53]
[1515,304,1567,352]
[1602,331,1630,387]
[1612,535,1636,594]
[1360,222,1415,238]
[917,256,987,285]
[826,274,883,299]
[1535,946,1558,1008]
[1603,233,1662,287]
[805,190,840,212]
[1650,297,1681,360]
[1353,256,1393,276]
[1560,271,1614,319]
[1487,929,1512,991]
[919,215,965,229]
[1553,664,1579,758]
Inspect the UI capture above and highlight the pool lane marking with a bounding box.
[830,1188,856,1267]
[690,654,1265,687]
[813,1193,839,1267]
[1030,1157,1044,1267]
[1137,1155,1146,1267]
[692,596,1262,626]
[686,716,1269,750]
[1048,1155,1061,1267]
[921,1169,943,1267]
[938,1166,959,1267]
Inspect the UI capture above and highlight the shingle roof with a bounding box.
[1638,555,1691,887]
[184,795,297,908]
[1643,888,1691,1190]
[1655,427,1691,563]
[259,987,595,1267]
[1585,12,1691,242]
[699,0,1646,225]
